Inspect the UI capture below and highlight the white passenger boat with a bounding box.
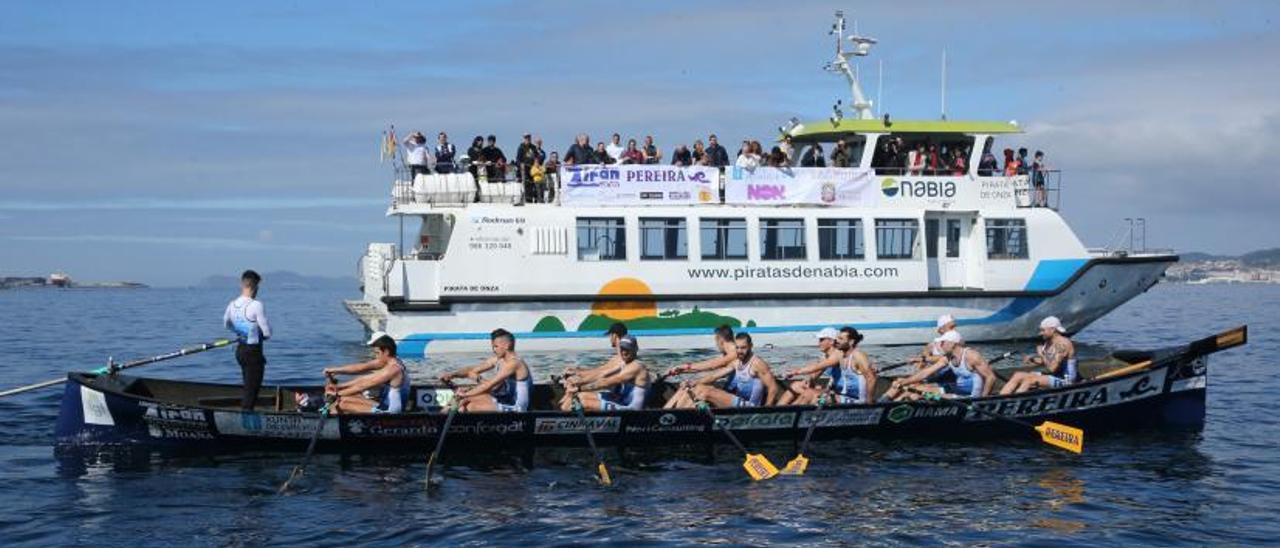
[345,13,1175,356]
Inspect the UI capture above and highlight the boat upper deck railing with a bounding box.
[388,160,1064,212]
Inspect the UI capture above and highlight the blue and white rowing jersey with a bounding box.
[1040,342,1079,388]
[599,362,647,410]
[491,363,533,412]
[941,349,983,398]
[725,360,764,407]
[223,296,271,345]
[375,358,411,413]
[828,354,867,403]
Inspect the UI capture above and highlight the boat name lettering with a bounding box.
[472,216,526,224]
[965,369,1168,421]
[534,416,621,435]
[723,412,795,430]
[801,407,885,427]
[442,285,500,293]
[979,178,1016,200]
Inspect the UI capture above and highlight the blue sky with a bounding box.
[1,1,1277,286]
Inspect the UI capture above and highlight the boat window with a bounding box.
[640,218,688,260]
[760,218,806,260]
[576,217,626,261]
[986,218,1029,259]
[818,219,864,260]
[700,218,748,260]
[946,219,962,258]
[875,219,919,260]
[871,134,977,176]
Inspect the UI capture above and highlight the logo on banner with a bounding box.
[880,178,899,197]
[747,184,786,200]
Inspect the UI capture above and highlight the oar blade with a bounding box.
[779,453,809,476]
[1035,421,1084,454]
[596,462,613,486]
[743,453,779,481]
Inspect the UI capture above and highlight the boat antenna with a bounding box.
[823,10,877,120]
[877,58,883,117]
[940,48,948,120]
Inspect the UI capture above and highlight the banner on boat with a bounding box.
[559,164,720,206]
[724,167,877,206]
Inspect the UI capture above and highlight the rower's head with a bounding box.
[1039,316,1066,340]
[815,327,838,351]
[936,330,964,355]
[836,326,864,351]
[714,324,735,349]
[936,314,956,335]
[240,269,261,298]
[617,335,639,362]
[606,322,628,348]
[734,332,753,359]
[367,332,397,361]
[490,328,516,356]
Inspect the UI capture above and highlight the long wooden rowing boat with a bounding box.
[55,326,1246,452]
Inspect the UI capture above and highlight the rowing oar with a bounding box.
[780,396,826,476]
[693,392,778,480]
[425,382,461,491]
[279,377,337,495]
[905,386,1083,454]
[570,394,612,486]
[0,338,236,398]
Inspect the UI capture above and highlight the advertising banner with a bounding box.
[560,164,720,206]
[724,166,877,206]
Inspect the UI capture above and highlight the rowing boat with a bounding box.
[55,326,1245,452]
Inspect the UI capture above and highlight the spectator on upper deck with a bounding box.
[620,139,645,164]
[736,141,763,170]
[978,149,999,176]
[1017,148,1030,176]
[467,136,485,180]
[1032,150,1047,207]
[830,139,852,168]
[643,136,662,164]
[544,151,561,203]
[595,142,616,164]
[780,135,795,166]
[952,146,969,176]
[705,135,730,168]
[606,134,625,163]
[516,133,542,201]
[926,143,942,175]
[564,133,594,165]
[482,135,507,181]
[907,143,926,175]
[403,132,434,179]
[672,144,692,166]
[693,140,708,165]
[801,144,826,167]
[435,132,456,174]
[767,146,788,168]
[1002,148,1019,176]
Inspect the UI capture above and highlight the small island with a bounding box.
[0,272,147,290]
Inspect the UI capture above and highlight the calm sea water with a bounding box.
[0,283,1274,546]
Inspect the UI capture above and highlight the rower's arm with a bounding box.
[899,356,948,385]
[681,352,736,374]
[1041,341,1069,375]
[444,357,496,380]
[754,360,782,406]
[468,360,516,395]
[858,355,878,402]
[970,352,996,397]
[691,365,733,386]
[325,359,380,376]
[791,353,840,378]
[572,360,616,384]
[337,366,398,397]
[581,362,642,392]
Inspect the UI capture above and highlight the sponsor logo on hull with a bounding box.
[887,404,960,424]
[213,411,340,440]
[965,369,1169,421]
[535,416,622,435]
[143,402,215,440]
[624,412,705,434]
[800,407,885,428]
[722,412,796,430]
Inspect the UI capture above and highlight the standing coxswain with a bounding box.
[223,270,271,410]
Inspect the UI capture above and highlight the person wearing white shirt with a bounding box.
[403,132,435,179]
[224,270,272,410]
[605,133,625,164]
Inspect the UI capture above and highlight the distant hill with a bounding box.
[1240,248,1280,267]
[196,271,356,290]
[1180,252,1230,262]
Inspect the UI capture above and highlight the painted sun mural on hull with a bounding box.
[531,277,753,333]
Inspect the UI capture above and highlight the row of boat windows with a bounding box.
[575,217,1029,261]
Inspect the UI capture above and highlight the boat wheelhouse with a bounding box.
[345,14,1175,356]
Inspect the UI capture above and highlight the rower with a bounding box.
[322,332,410,414]
[440,328,534,412]
[884,330,995,400]
[910,314,956,371]
[673,332,780,409]
[823,327,877,404]
[776,327,843,405]
[662,324,739,409]
[562,335,649,411]
[558,322,627,410]
[1000,316,1078,395]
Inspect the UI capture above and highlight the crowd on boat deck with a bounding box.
[398,129,1053,206]
[294,314,1078,415]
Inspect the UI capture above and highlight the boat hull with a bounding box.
[356,257,1173,356]
[55,336,1215,452]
